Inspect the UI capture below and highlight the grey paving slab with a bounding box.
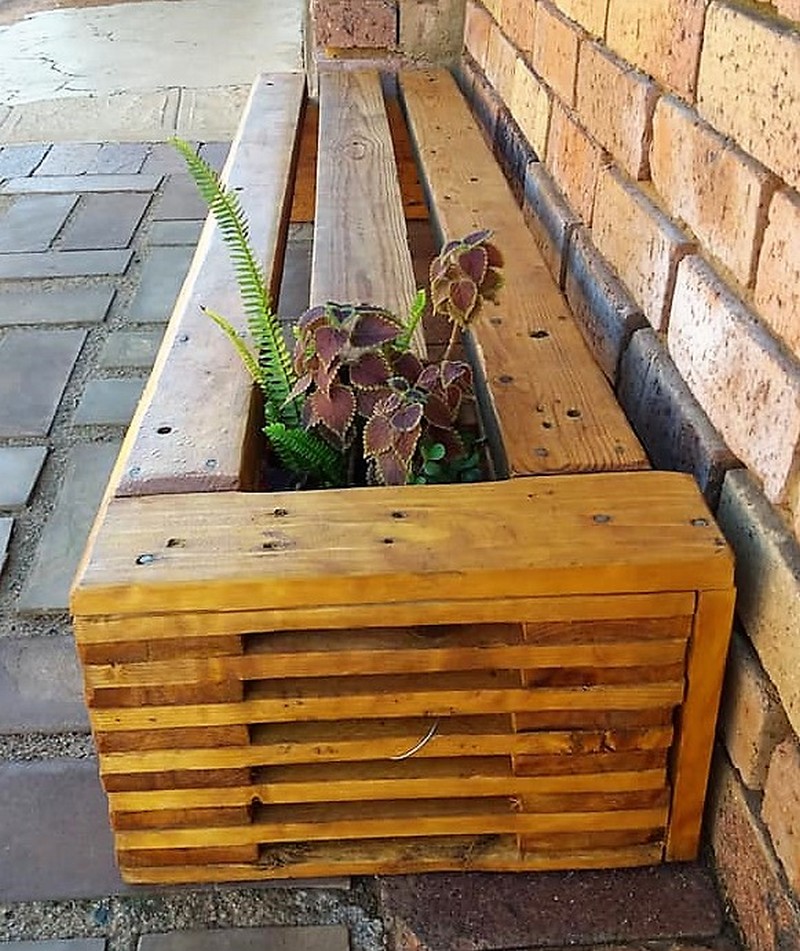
[0,634,89,733]
[0,517,11,575]
[278,233,312,320]
[138,927,350,951]
[153,173,208,220]
[0,248,132,279]
[17,442,120,613]
[0,757,130,900]
[0,446,48,508]
[148,218,204,246]
[0,193,78,253]
[198,141,231,172]
[0,329,86,437]
[85,142,149,175]
[2,174,161,195]
[34,143,102,176]
[2,941,106,951]
[0,144,49,180]
[0,285,115,326]
[127,244,195,322]
[97,328,163,369]
[72,378,146,426]
[60,192,150,251]
[140,141,198,175]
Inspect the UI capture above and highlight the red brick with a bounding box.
[464,0,493,67]
[721,631,791,790]
[485,19,518,101]
[777,0,800,20]
[498,0,536,55]
[762,737,800,893]
[544,101,603,223]
[592,166,694,330]
[668,255,800,504]
[711,755,800,951]
[698,1,800,192]
[509,56,551,159]
[312,0,397,49]
[650,96,776,289]
[755,188,800,361]
[532,1,580,106]
[606,0,706,99]
[551,0,608,37]
[576,41,658,180]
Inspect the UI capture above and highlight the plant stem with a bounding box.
[443,323,461,362]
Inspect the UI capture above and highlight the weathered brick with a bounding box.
[651,96,776,289]
[762,737,800,892]
[592,166,694,330]
[698,1,800,192]
[551,0,608,37]
[509,56,551,159]
[545,101,603,223]
[777,0,800,21]
[532,1,580,106]
[565,226,645,380]
[0,193,77,253]
[401,0,466,59]
[755,188,800,360]
[485,19,518,102]
[717,468,800,736]
[523,160,581,285]
[710,754,800,951]
[606,0,706,99]
[464,0,493,65]
[60,192,150,252]
[616,327,737,505]
[313,0,397,49]
[498,0,536,55]
[669,256,800,504]
[576,41,658,180]
[721,631,791,790]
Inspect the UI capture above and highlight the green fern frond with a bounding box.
[265,423,345,487]
[202,306,266,392]
[171,137,301,428]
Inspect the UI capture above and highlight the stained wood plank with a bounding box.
[400,68,648,477]
[71,472,733,618]
[313,71,418,334]
[111,73,305,498]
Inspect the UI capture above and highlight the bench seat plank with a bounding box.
[113,73,306,498]
[400,69,649,477]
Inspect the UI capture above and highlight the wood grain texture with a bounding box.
[113,73,305,497]
[400,68,649,477]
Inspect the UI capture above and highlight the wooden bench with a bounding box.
[71,69,734,885]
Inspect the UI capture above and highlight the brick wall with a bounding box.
[457,2,800,948]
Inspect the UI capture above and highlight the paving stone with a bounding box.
[0,446,48,508]
[152,173,208,220]
[0,634,89,733]
[72,378,146,426]
[98,329,164,370]
[17,442,120,613]
[278,232,312,320]
[198,141,231,173]
[0,144,49,180]
[2,942,106,951]
[0,329,86,437]
[138,927,350,951]
[0,248,132,279]
[127,244,195,322]
[60,192,150,251]
[85,142,149,175]
[2,174,161,194]
[141,141,198,175]
[148,218,204,245]
[0,758,131,900]
[0,193,78,252]
[380,865,722,950]
[0,517,11,575]
[34,143,102,176]
[0,285,115,326]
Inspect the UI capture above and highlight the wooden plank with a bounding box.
[313,71,418,332]
[386,96,428,220]
[400,68,649,477]
[666,587,735,860]
[289,100,317,222]
[71,472,733,618]
[111,73,305,498]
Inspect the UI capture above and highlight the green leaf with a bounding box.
[424,442,446,461]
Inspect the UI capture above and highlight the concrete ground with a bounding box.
[0,2,742,950]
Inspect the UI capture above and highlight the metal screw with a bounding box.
[691,518,710,527]
[128,465,141,478]
[534,447,549,457]
[135,553,156,565]
[178,333,189,343]
[205,458,218,469]
[593,514,612,524]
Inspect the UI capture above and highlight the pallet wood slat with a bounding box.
[70,68,735,884]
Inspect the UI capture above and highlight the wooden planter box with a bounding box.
[71,70,735,885]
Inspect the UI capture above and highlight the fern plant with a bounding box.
[172,138,344,486]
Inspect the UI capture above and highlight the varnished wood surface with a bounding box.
[400,69,649,477]
[72,471,732,617]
